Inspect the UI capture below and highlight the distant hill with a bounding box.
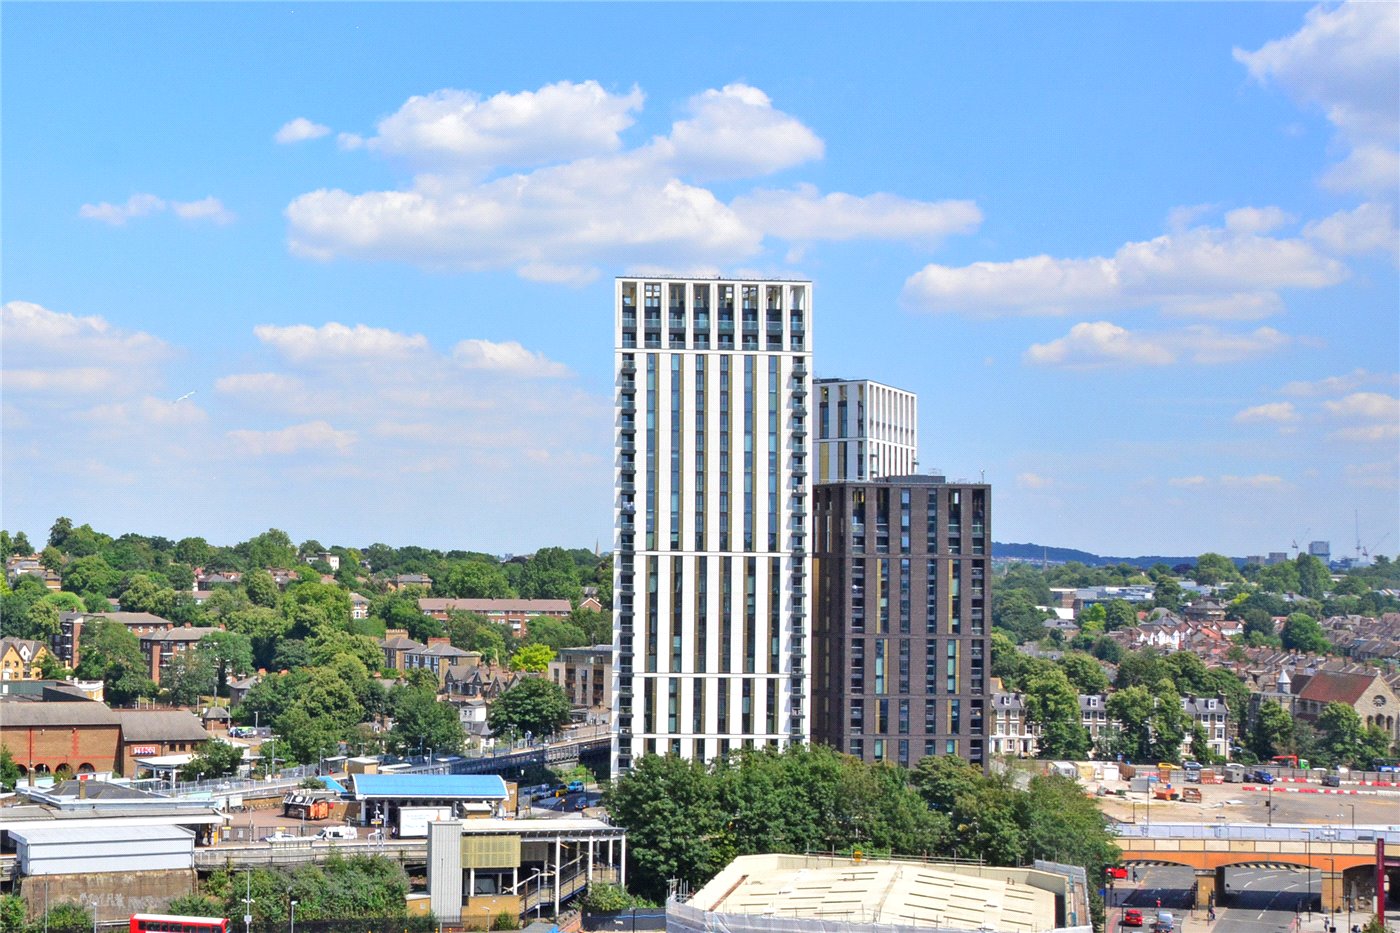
[992,541,1209,568]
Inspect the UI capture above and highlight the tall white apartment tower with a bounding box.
[814,379,918,483]
[613,277,813,771]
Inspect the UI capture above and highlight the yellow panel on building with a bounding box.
[462,834,521,869]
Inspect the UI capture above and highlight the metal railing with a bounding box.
[1115,822,1400,843]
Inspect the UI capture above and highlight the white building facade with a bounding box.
[814,379,918,483]
[613,278,813,770]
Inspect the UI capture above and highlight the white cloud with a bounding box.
[1346,459,1399,490]
[78,193,166,225]
[1281,368,1398,397]
[79,193,234,225]
[1224,206,1294,234]
[1235,2,1400,195]
[337,132,365,151]
[1220,474,1288,489]
[1324,391,1400,420]
[452,339,570,377]
[368,81,643,172]
[1322,392,1400,443]
[1024,321,1292,369]
[1,367,122,394]
[1024,322,1174,368]
[227,420,357,456]
[1235,402,1299,424]
[1016,472,1052,489]
[1321,145,1400,196]
[656,84,823,181]
[1303,202,1399,255]
[171,197,235,224]
[80,396,208,427]
[731,184,982,246]
[2,300,169,364]
[285,80,977,279]
[902,213,1346,318]
[215,372,306,396]
[1168,476,1209,488]
[275,117,332,144]
[252,322,430,363]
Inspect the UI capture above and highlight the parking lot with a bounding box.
[1094,774,1400,828]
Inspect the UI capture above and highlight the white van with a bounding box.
[315,825,358,841]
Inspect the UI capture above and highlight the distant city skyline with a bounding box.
[2,3,1396,558]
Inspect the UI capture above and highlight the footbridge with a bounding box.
[1114,823,1399,910]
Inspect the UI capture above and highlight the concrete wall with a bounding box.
[17,869,197,919]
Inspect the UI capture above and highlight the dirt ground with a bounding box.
[1093,776,1400,827]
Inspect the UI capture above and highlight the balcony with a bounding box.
[620,480,635,494]
[620,438,636,452]
[766,321,783,335]
[793,362,808,378]
[619,422,635,436]
[619,397,635,412]
[792,424,807,438]
[792,384,806,399]
[620,359,635,374]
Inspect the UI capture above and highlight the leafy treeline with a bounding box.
[993,553,1399,649]
[0,519,596,765]
[607,746,1118,928]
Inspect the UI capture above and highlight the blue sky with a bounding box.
[3,2,1397,559]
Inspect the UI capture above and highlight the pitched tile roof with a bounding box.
[1293,670,1378,706]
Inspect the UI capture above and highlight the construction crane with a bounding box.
[1363,532,1391,560]
[1291,528,1311,556]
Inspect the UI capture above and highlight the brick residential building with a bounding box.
[54,611,174,669]
[417,598,573,634]
[140,626,221,685]
[813,475,990,768]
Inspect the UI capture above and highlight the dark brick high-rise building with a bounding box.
[813,476,989,768]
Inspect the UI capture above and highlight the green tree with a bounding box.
[1295,553,1330,600]
[388,685,466,755]
[1152,577,1183,612]
[437,561,515,599]
[524,616,590,650]
[1280,612,1329,653]
[1103,599,1138,632]
[518,547,582,600]
[238,528,298,570]
[283,581,351,639]
[118,573,177,617]
[62,553,121,596]
[993,590,1052,643]
[911,754,986,813]
[1317,702,1365,767]
[1023,668,1091,759]
[1258,560,1301,594]
[1058,652,1110,695]
[0,893,25,933]
[1193,553,1241,586]
[244,569,280,608]
[37,903,93,933]
[604,754,732,903]
[950,781,1024,865]
[161,651,217,705]
[48,516,74,550]
[223,606,288,669]
[488,677,571,738]
[569,607,613,645]
[73,618,156,705]
[510,643,555,672]
[1241,607,1279,646]
[1106,683,1186,762]
[197,629,254,695]
[179,739,246,780]
[0,747,20,790]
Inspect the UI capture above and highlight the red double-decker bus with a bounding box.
[131,915,229,933]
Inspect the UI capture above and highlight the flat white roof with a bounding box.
[11,824,193,844]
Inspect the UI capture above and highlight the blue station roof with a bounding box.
[351,773,509,800]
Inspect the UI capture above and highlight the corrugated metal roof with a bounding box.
[352,773,508,799]
[10,824,193,844]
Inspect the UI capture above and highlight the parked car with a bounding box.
[1322,773,1341,788]
[262,831,299,843]
[567,780,586,793]
[1106,866,1129,880]
[1123,909,1144,927]
[1183,761,1203,782]
[1252,770,1276,784]
[315,825,358,840]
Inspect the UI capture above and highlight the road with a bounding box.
[1111,865,1321,933]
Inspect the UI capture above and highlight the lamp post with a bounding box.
[1344,804,1356,831]
[289,899,298,933]
[242,871,253,933]
[1306,830,1313,920]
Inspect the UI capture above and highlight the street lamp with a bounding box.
[289,899,298,933]
[1305,830,1313,920]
